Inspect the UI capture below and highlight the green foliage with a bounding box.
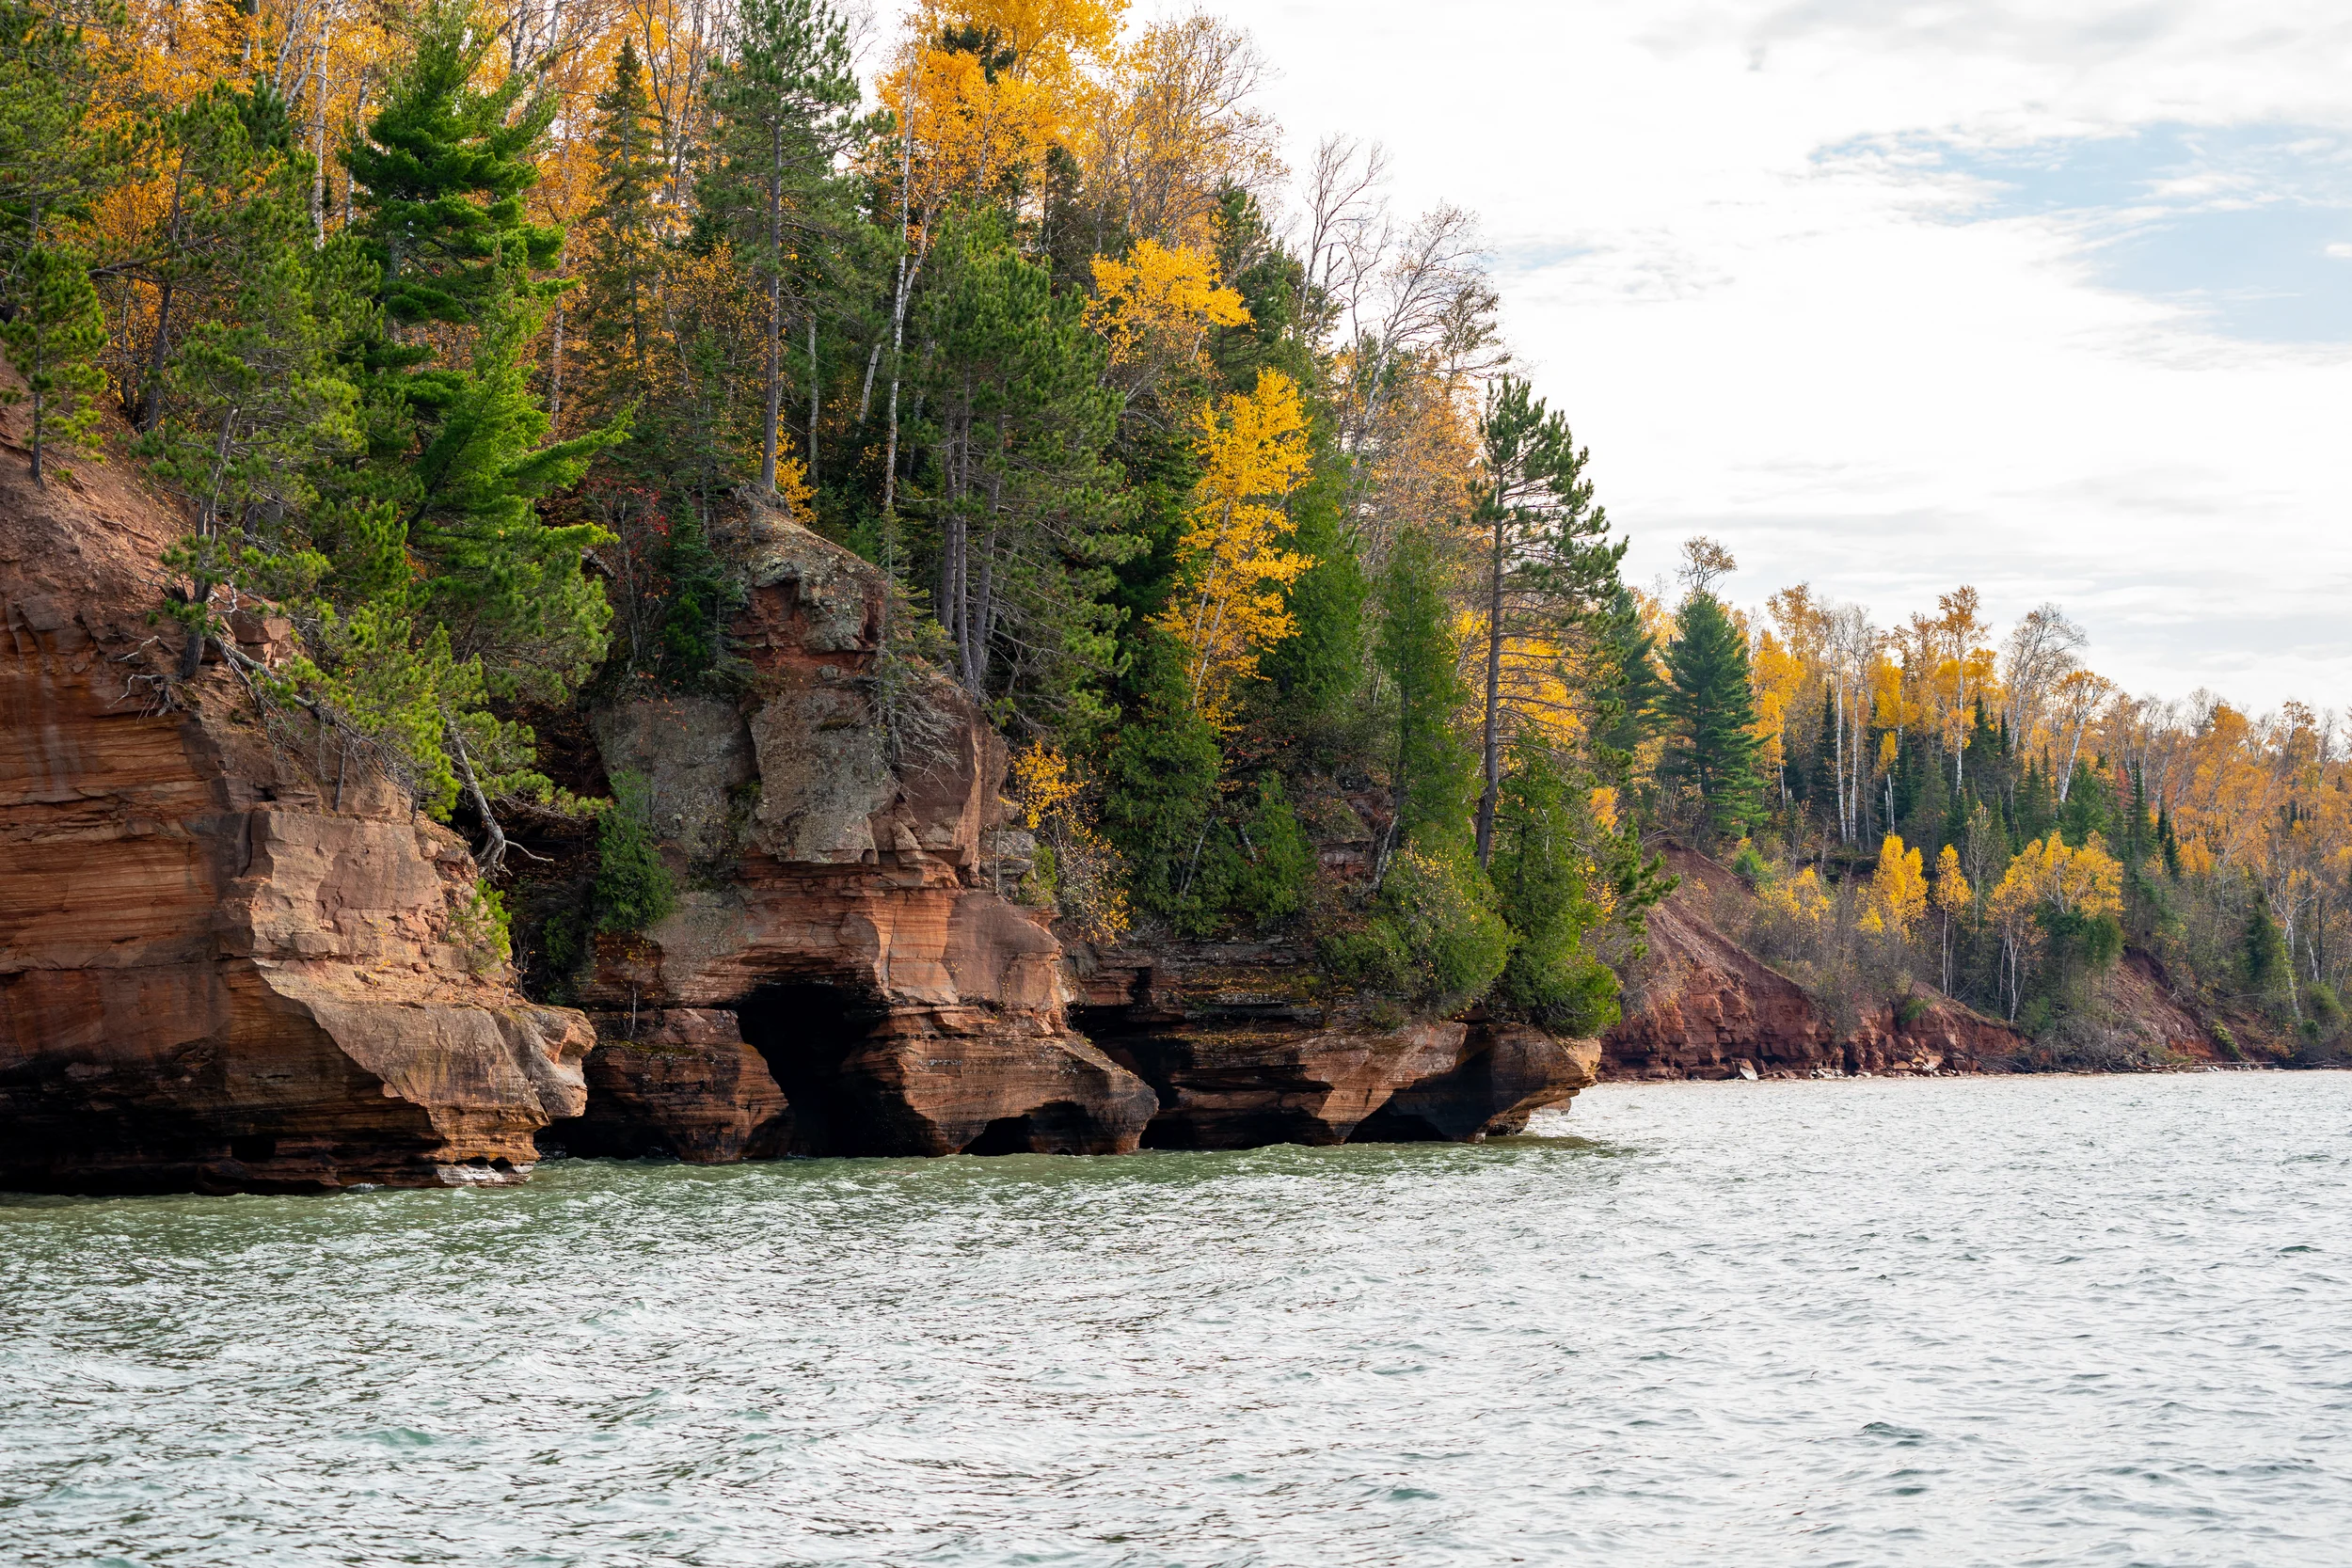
[1591,585,1665,761]
[1376,527,1476,849]
[576,37,666,398]
[1102,631,1221,922]
[402,287,626,700]
[1263,473,1368,750]
[913,217,1133,727]
[2240,889,2289,1002]
[443,883,513,974]
[0,0,119,279]
[342,0,563,331]
[0,242,105,483]
[593,772,678,934]
[1661,588,1763,840]
[1198,774,1314,927]
[1487,745,1621,1034]
[1325,841,1514,1009]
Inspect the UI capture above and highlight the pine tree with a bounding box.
[1661,589,1763,840]
[1488,742,1621,1033]
[914,222,1130,724]
[0,243,105,485]
[1470,375,1624,863]
[576,37,668,410]
[1590,584,1665,761]
[700,0,859,495]
[1376,526,1476,858]
[342,0,564,335]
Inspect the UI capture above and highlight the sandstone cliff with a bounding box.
[536,516,1602,1160]
[543,514,1159,1158]
[0,401,592,1193]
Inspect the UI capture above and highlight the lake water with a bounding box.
[4,1074,2349,1567]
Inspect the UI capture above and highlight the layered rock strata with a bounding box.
[1067,940,1601,1146]
[0,408,592,1193]
[563,515,1158,1156]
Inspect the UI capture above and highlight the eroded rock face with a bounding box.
[1603,848,2023,1079]
[1069,940,1601,1147]
[546,1009,793,1164]
[569,514,1154,1156]
[0,407,592,1193]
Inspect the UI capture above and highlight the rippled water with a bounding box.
[5,1074,2350,1567]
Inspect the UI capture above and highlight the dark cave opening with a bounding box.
[735,981,886,1156]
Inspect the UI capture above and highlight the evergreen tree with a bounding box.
[1470,375,1624,863]
[1102,630,1221,923]
[1488,742,1621,1034]
[576,38,667,411]
[342,0,563,335]
[1589,584,1665,762]
[1375,526,1476,857]
[912,222,1130,725]
[1660,589,1763,840]
[0,242,104,485]
[700,0,859,496]
[2242,888,2289,1003]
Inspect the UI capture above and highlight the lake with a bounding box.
[4,1073,2347,1566]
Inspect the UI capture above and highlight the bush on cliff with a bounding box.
[593,772,676,934]
[1321,841,1513,1011]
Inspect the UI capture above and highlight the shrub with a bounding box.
[1326,842,1514,1011]
[594,771,676,933]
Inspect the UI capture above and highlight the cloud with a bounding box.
[1211,0,2352,708]
[1816,122,2352,342]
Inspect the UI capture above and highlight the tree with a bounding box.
[1932,843,1972,993]
[574,38,668,409]
[342,0,563,335]
[914,223,1130,724]
[1590,584,1665,761]
[700,0,858,497]
[1488,742,1621,1034]
[1375,525,1475,862]
[0,243,105,485]
[1152,366,1314,724]
[1661,588,1764,839]
[1470,375,1623,864]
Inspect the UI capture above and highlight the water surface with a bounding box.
[5,1073,2349,1566]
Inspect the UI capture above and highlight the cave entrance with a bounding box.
[736,981,884,1157]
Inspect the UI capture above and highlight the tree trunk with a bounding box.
[1474,499,1504,867]
[806,311,818,486]
[760,128,783,495]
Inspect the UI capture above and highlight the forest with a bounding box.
[4,0,2345,1064]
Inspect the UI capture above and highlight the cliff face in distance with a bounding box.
[1603,847,2229,1079]
[0,401,592,1194]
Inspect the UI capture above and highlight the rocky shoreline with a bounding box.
[0,440,2273,1196]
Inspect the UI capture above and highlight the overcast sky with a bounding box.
[1189,0,2352,712]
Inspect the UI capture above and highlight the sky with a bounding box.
[1186,0,2352,712]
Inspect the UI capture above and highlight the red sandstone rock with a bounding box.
[569,512,1154,1156]
[0,386,593,1193]
[547,1009,793,1164]
[1068,940,1601,1147]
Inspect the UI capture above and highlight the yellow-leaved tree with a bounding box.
[1860,833,1928,939]
[1931,843,1972,992]
[1086,239,1248,409]
[1153,367,1315,724]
